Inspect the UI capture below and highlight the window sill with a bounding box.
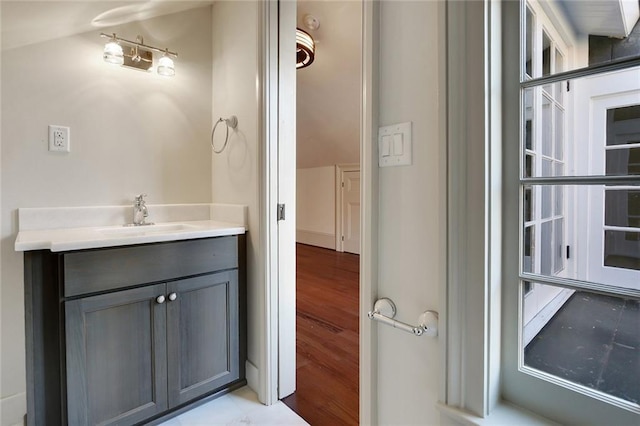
[437,401,559,426]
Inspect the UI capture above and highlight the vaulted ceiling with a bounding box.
[1,1,213,51]
[296,0,361,169]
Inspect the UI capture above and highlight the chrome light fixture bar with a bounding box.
[100,33,178,76]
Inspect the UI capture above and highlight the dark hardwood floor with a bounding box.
[282,243,359,426]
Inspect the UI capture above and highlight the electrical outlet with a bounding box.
[48,125,70,152]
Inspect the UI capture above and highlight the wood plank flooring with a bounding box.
[282,244,360,426]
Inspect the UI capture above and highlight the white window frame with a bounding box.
[439,1,640,424]
[439,0,502,417]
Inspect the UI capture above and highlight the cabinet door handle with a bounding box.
[156,295,166,304]
[168,292,177,302]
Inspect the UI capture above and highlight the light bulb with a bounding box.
[103,40,124,65]
[157,53,175,77]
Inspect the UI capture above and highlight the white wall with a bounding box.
[296,166,335,249]
[376,1,444,423]
[0,7,213,424]
[209,0,262,395]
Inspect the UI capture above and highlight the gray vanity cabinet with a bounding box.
[167,271,239,407]
[65,284,169,425]
[24,235,246,426]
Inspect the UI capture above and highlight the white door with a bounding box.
[575,69,640,290]
[521,26,570,339]
[275,0,296,401]
[341,170,360,254]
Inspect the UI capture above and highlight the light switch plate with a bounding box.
[381,135,391,157]
[378,122,411,167]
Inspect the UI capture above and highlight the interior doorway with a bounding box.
[336,164,361,255]
[282,244,360,424]
[280,1,362,424]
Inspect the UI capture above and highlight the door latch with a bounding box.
[277,204,285,221]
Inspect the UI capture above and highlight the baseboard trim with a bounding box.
[1,392,26,426]
[296,230,335,250]
[245,360,260,400]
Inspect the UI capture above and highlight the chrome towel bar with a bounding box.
[368,298,438,337]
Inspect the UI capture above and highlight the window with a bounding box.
[502,0,640,422]
[443,2,639,424]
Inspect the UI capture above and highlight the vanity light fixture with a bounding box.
[296,28,315,69]
[100,32,178,76]
[157,49,175,77]
[103,34,124,65]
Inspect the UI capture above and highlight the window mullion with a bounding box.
[521,175,640,185]
[521,55,640,88]
[520,272,640,299]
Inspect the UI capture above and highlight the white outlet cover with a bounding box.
[378,122,411,167]
[48,125,70,152]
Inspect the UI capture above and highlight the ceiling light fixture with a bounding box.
[296,28,315,69]
[100,32,178,76]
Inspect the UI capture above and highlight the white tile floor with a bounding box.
[158,386,309,426]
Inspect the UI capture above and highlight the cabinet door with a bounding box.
[65,284,168,425]
[166,271,239,407]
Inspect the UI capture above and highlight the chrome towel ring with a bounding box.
[211,115,238,154]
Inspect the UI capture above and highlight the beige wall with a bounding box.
[0,7,213,423]
[296,166,335,247]
[376,1,444,423]
[209,0,262,388]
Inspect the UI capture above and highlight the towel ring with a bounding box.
[211,116,238,154]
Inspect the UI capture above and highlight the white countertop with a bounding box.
[15,220,246,252]
[14,203,248,252]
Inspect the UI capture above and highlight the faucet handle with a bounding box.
[135,193,148,204]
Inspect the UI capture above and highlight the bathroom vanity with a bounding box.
[16,205,247,426]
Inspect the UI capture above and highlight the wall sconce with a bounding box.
[100,33,178,77]
[296,28,315,69]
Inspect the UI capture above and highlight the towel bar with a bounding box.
[367,298,438,337]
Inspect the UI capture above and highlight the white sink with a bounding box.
[98,223,198,237]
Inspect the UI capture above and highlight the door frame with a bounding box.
[261,0,297,404]
[358,3,379,424]
[335,163,360,252]
[261,0,379,423]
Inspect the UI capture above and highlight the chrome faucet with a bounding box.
[132,194,154,226]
